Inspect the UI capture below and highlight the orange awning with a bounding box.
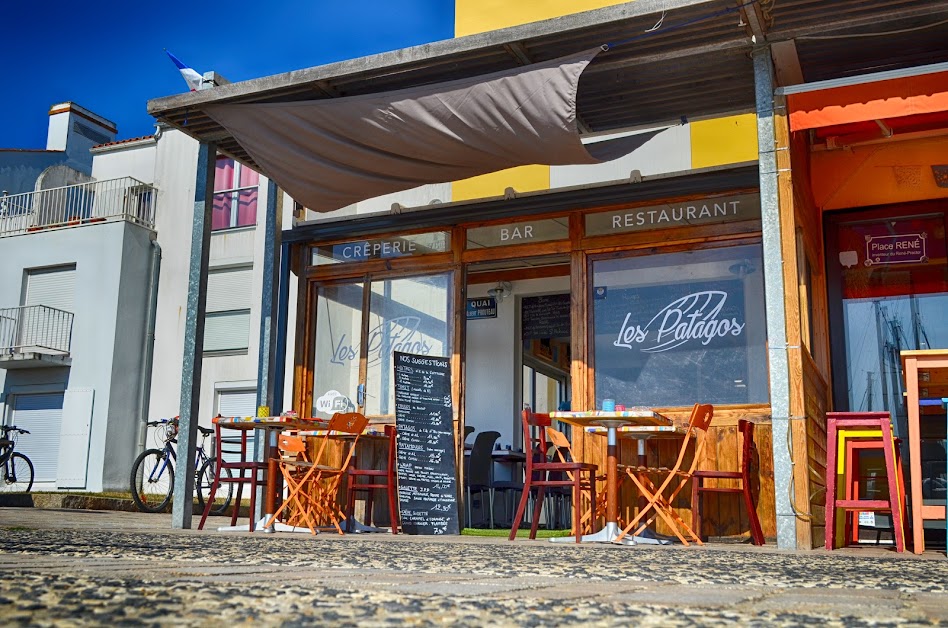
[787,68,948,132]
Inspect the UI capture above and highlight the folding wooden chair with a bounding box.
[265,412,369,534]
[615,403,713,546]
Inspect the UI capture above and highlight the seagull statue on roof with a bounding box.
[165,50,205,92]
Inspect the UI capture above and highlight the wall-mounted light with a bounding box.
[487,281,512,303]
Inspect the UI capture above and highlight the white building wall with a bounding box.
[0,221,153,492]
[91,139,157,184]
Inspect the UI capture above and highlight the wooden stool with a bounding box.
[825,412,905,552]
[843,436,905,546]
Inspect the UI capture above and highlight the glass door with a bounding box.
[311,272,453,420]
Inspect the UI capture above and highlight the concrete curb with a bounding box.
[0,493,140,512]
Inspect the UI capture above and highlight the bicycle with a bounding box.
[0,425,34,493]
[130,417,233,514]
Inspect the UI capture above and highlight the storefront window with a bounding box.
[835,213,948,416]
[312,282,364,418]
[365,273,452,417]
[591,245,769,407]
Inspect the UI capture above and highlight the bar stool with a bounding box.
[825,412,905,552]
[843,435,905,546]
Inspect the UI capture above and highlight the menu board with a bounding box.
[393,351,459,535]
[521,294,571,339]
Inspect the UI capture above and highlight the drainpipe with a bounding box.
[137,239,162,451]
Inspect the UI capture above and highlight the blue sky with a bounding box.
[0,1,454,148]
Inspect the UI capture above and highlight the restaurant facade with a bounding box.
[148,0,948,550]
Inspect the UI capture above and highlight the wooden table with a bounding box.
[550,409,673,543]
[213,415,329,532]
[900,350,948,554]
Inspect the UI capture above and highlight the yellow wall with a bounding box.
[456,0,632,37]
[690,114,759,169]
[452,165,550,202]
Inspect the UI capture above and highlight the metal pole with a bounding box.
[171,142,215,529]
[273,240,292,415]
[254,179,281,523]
[753,47,796,550]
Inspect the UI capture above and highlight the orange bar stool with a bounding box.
[825,412,905,552]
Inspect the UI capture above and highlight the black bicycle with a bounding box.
[130,418,233,514]
[0,425,34,493]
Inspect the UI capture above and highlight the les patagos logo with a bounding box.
[613,291,745,353]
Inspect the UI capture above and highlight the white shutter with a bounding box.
[11,393,64,482]
[203,311,250,352]
[204,267,252,352]
[217,389,258,464]
[206,267,252,313]
[26,266,76,312]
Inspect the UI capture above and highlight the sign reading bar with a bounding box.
[467,218,568,249]
[585,194,761,236]
[466,297,497,320]
[393,351,459,535]
[522,294,571,339]
[312,231,449,265]
[865,233,928,266]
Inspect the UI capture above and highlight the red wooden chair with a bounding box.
[198,416,267,532]
[691,419,765,545]
[344,424,399,534]
[508,410,597,542]
[546,427,609,534]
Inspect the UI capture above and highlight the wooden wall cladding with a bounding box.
[572,410,777,542]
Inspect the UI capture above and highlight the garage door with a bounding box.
[11,393,64,482]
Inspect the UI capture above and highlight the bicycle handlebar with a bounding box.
[1,425,29,435]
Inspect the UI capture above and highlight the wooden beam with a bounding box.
[771,40,804,87]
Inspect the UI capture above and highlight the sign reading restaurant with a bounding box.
[585,193,761,236]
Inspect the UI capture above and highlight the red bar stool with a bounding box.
[844,437,906,546]
[825,412,905,552]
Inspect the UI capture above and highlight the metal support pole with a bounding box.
[273,240,292,414]
[753,47,796,550]
[172,141,215,529]
[254,179,281,522]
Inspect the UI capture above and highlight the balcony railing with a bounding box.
[0,177,157,238]
[0,306,74,356]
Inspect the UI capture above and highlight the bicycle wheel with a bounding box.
[0,453,34,492]
[130,449,174,513]
[196,457,233,516]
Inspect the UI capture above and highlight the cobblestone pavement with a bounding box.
[1,508,946,626]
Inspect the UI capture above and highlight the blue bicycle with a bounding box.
[129,417,233,514]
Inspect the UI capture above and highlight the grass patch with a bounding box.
[462,528,572,538]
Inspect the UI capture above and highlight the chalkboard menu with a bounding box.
[393,351,459,535]
[521,294,571,339]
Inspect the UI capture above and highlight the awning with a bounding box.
[782,62,948,132]
[204,49,663,213]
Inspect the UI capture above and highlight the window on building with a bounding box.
[204,266,252,353]
[212,157,259,231]
[591,244,769,407]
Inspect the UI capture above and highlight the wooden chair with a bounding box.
[265,412,370,534]
[546,427,609,535]
[508,410,597,542]
[691,419,765,545]
[198,416,267,532]
[344,424,399,534]
[616,403,713,546]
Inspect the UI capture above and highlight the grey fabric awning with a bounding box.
[205,49,663,213]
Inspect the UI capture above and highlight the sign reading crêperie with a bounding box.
[585,194,761,236]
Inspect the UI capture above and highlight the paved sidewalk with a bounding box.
[0,508,946,626]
